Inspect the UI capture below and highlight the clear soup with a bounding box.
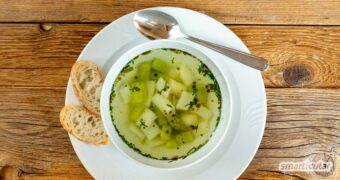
[110,48,221,160]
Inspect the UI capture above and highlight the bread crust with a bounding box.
[62,61,109,145]
[70,60,103,117]
[60,105,109,145]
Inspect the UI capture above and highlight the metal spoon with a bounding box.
[133,10,269,71]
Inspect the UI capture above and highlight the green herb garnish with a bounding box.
[139,119,147,129]
[130,86,141,92]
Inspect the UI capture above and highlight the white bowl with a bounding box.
[101,39,232,169]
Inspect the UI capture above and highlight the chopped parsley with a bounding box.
[198,63,209,76]
[186,98,199,109]
[121,65,133,74]
[162,85,169,92]
[141,50,151,55]
[191,83,198,95]
[190,125,198,130]
[138,119,147,129]
[130,86,140,92]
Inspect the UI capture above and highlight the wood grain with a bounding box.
[241,88,340,179]
[0,1,339,179]
[0,0,340,25]
[0,24,339,88]
[0,23,100,69]
[230,26,340,88]
[0,87,92,179]
[0,87,339,179]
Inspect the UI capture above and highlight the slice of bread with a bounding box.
[60,106,109,144]
[71,60,103,116]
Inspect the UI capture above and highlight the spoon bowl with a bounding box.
[133,10,182,39]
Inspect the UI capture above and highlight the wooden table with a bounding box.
[0,1,339,179]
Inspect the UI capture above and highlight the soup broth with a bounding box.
[110,48,221,160]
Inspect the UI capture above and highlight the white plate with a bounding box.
[65,7,266,180]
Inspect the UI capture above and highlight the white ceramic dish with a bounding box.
[65,7,266,179]
[101,40,232,169]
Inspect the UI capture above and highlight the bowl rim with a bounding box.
[100,39,232,170]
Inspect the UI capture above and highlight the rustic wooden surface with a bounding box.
[1,0,340,24]
[0,1,339,179]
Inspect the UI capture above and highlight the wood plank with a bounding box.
[0,23,102,69]
[0,87,92,179]
[0,23,102,87]
[0,24,339,88]
[0,87,339,179]
[240,88,340,179]
[0,1,340,25]
[230,26,340,88]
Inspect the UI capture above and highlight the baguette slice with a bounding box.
[60,106,109,144]
[71,60,103,116]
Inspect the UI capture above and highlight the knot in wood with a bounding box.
[39,23,53,32]
[310,153,335,177]
[283,65,311,87]
[0,165,22,179]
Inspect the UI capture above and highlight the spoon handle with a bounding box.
[183,35,269,71]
